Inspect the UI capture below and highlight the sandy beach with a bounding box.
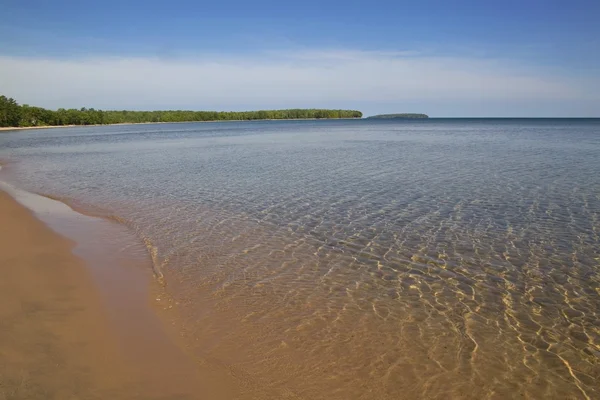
[0,118,362,132]
[0,124,137,132]
[0,190,246,400]
[2,117,598,400]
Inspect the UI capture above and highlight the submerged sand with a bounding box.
[0,190,249,399]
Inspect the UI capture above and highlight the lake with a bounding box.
[1,118,599,399]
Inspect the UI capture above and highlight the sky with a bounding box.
[1,0,599,117]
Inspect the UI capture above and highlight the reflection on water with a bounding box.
[1,119,599,399]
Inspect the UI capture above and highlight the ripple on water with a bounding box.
[0,119,599,399]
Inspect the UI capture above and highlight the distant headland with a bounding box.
[0,94,362,129]
[367,113,429,119]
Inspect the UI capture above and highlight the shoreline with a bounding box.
[0,189,136,398]
[0,117,362,132]
[0,185,253,399]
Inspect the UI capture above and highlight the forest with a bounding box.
[0,95,363,128]
[367,113,429,119]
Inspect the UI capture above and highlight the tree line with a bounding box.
[367,113,428,119]
[0,95,362,128]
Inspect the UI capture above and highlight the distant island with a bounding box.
[0,94,362,128]
[367,113,429,119]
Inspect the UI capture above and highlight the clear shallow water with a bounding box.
[1,119,599,399]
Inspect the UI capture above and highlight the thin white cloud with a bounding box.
[0,50,597,115]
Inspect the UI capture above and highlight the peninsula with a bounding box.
[367,113,429,119]
[0,95,362,128]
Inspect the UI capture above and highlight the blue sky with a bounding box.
[1,0,599,116]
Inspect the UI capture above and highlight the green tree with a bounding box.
[0,95,21,127]
[0,93,363,128]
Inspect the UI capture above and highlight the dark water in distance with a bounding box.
[1,119,599,399]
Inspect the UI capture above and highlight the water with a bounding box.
[1,119,599,399]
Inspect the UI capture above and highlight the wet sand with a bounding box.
[0,190,247,399]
